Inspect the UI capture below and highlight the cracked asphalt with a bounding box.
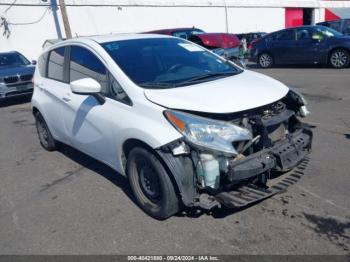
[0,67,349,255]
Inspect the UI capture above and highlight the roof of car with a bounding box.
[145,28,202,34]
[0,51,19,55]
[64,33,172,44]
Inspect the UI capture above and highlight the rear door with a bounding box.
[269,29,297,64]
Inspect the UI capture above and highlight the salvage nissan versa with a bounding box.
[32,34,312,219]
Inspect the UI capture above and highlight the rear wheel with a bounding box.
[329,49,350,68]
[258,53,274,68]
[126,147,180,220]
[35,112,57,151]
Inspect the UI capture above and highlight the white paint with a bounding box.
[144,70,289,113]
[32,34,290,174]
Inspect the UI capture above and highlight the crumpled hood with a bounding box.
[0,65,35,78]
[144,70,290,114]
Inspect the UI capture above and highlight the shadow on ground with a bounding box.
[0,95,32,108]
[57,143,136,203]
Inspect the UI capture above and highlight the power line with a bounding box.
[3,0,18,13]
[8,7,50,26]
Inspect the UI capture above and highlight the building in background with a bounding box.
[1,0,350,60]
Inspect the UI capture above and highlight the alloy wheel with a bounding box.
[330,50,348,68]
[259,53,272,68]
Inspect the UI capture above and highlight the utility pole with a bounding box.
[58,0,72,39]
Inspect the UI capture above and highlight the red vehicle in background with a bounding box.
[145,27,242,63]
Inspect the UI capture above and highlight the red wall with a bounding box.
[325,9,341,21]
[285,8,303,28]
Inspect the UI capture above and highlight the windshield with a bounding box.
[102,38,241,89]
[0,52,30,68]
[316,26,343,37]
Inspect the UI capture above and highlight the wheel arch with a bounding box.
[122,138,198,207]
[327,46,350,63]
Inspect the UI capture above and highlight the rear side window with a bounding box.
[276,30,294,41]
[47,47,65,82]
[69,46,108,95]
[38,52,48,76]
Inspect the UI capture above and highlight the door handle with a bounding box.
[35,82,44,90]
[62,96,71,102]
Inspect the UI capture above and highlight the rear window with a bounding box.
[47,47,65,82]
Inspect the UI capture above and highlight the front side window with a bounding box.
[69,46,108,95]
[0,52,30,68]
[315,26,343,38]
[47,47,65,82]
[276,30,295,41]
[102,38,241,89]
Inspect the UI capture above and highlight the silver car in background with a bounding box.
[0,51,35,101]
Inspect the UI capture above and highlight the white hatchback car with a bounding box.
[32,34,312,219]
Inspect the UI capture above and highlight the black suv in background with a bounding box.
[0,51,35,102]
[317,19,350,35]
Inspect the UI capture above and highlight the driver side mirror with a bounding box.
[70,78,105,105]
[31,60,37,65]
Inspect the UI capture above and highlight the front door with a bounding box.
[61,45,117,166]
[294,28,322,64]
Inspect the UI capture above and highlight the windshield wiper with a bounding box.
[176,71,237,86]
[138,81,176,89]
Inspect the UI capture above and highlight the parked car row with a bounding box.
[146,27,242,64]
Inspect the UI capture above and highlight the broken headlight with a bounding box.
[164,110,252,155]
[289,88,310,117]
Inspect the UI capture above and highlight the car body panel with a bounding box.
[144,70,289,114]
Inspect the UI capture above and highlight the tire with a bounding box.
[35,112,57,151]
[126,147,180,220]
[329,49,350,69]
[258,53,274,68]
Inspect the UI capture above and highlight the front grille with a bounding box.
[20,74,33,82]
[4,76,19,84]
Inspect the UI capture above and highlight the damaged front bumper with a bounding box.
[227,127,312,183]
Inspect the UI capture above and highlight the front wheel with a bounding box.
[126,147,180,220]
[329,49,350,68]
[258,53,274,68]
